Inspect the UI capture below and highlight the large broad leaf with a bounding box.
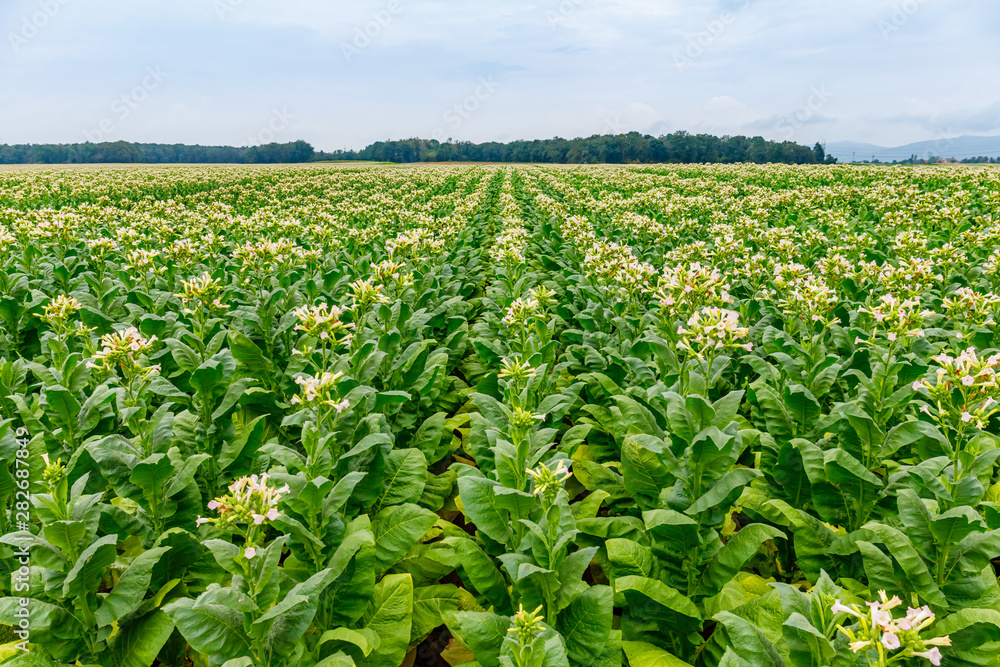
[621,434,674,511]
[327,526,378,628]
[62,534,118,598]
[374,448,427,512]
[702,525,784,596]
[712,611,785,667]
[263,567,341,658]
[862,523,947,606]
[686,468,761,516]
[606,538,654,579]
[449,611,510,667]
[410,412,451,464]
[411,584,479,644]
[622,641,692,667]
[931,607,1000,665]
[228,331,274,375]
[615,576,700,622]
[357,573,413,667]
[882,419,951,457]
[782,613,834,667]
[558,585,613,665]
[42,520,86,555]
[457,475,514,546]
[163,598,252,660]
[371,503,437,575]
[783,385,820,433]
[96,546,171,627]
[111,610,176,667]
[452,538,513,615]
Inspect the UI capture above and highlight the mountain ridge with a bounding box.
[827,135,1000,162]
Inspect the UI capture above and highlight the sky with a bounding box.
[0,0,998,151]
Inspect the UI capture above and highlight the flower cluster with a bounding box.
[941,287,1000,338]
[506,604,546,667]
[526,462,572,505]
[649,262,733,321]
[125,248,164,273]
[197,474,290,560]
[293,303,354,343]
[40,295,92,341]
[503,297,541,329]
[0,227,16,259]
[291,372,350,412]
[176,273,228,317]
[774,274,839,332]
[348,277,390,313]
[87,327,160,385]
[834,591,950,665]
[499,356,536,393]
[40,453,66,490]
[490,225,529,271]
[914,348,1000,430]
[370,259,415,291]
[857,294,931,345]
[676,307,752,360]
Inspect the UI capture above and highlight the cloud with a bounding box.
[0,0,997,148]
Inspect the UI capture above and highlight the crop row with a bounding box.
[0,164,998,666]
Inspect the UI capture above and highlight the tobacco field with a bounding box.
[0,163,1000,667]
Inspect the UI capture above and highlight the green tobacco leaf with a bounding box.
[62,533,118,598]
[452,538,513,615]
[371,503,437,575]
[606,538,654,579]
[357,573,413,667]
[457,475,513,546]
[412,584,479,644]
[449,611,510,667]
[702,525,784,595]
[882,419,950,457]
[615,576,700,621]
[686,468,761,516]
[111,610,176,667]
[163,598,252,660]
[558,585,613,665]
[713,611,785,667]
[863,523,947,606]
[42,520,86,555]
[782,612,834,667]
[375,448,428,512]
[228,330,274,375]
[855,541,899,595]
[96,546,171,627]
[622,641,692,667]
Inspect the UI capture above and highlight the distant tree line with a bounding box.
[0,141,315,165]
[0,134,837,165]
[318,132,837,165]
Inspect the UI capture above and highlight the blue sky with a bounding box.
[1,0,997,150]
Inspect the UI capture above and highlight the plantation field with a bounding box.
[1,163,1000,667]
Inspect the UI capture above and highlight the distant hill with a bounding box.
[827,135,1000,163]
